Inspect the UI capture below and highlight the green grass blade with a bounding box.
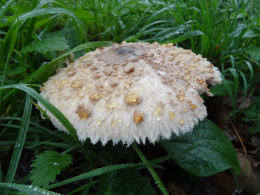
[0,21,19,74]
[169,30,204,44]
[0,20,19,109]
[0,161,2,182]
[224,68,239,117]
[228,68,239,100]
[0,84,78,140]
[132,143,168,195]
[0,0,14,16]
[67,180,98,195]
[0,117,71,141]
[46,163,142,190]
[13,8,76,25]
[4,95,32,195]
[0,182,61,195]
[0,7,76,65]
[237,70,248,98]
[244,61,254,86]
[241,54,260,67]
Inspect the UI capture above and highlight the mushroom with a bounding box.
[39,42,222,145]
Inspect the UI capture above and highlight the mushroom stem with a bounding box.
[132,143,168,195]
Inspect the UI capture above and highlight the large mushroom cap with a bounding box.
[39,42,222,145]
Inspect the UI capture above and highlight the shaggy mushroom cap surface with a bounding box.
[39,42,222,145]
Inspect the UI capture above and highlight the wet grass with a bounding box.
[0,0,259,194]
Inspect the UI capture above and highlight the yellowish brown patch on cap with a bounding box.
[154,107,163,116]
[84,63,92,67]
[110,120,116,126]
[124,66,135,74]
[168,111,175,119]
[189,102,197,109]
[76,105,91,119]
[134,111,144,123]
[176,91,185,101]
[55,79,69,90]
[66,67,76,77]
[71,80,84,88]
[40,86,45,92]
[197,79,204,85]
[179,119,184,125]
[107,102,117,109]
[109,81,118,88]
[96,118,103,126]
[124,93,142,105]
[163,43,174,48]
[184,70,191,75]
[89,93,102,101]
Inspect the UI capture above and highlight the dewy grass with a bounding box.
[3,95,32,195]
[0,0,259,194]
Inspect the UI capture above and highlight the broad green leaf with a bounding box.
[241,96,260,122]
[0,182,60,195]
[242,30,257,38]
[97,169,156,195]
[210,80,234,96]
[161,119,241,176]
[245,46,260,61]
[249,121,260,135]
[6,65,27,76]
[22,36,70,54]
[30,150,72,187]
[241,96,260,135]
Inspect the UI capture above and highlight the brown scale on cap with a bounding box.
[124,93,142,105]
[89,93,102,102]
[197,79,204,85]
[124,66,135,74]
[110,120,116,126]
[134,111,144,124]
[76,105,91,119]
[66,67,76,77]
[187,100,197,109]
[71,80,84,88]
[90,66,98,71]
[189,103,197,109]
[40,86,45,91]
[92,73,102,79]
[109,80,118,88]
[154,107,163,116]
[176,91,185,101]
[168,111,176,120]
[84,63,92,68]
